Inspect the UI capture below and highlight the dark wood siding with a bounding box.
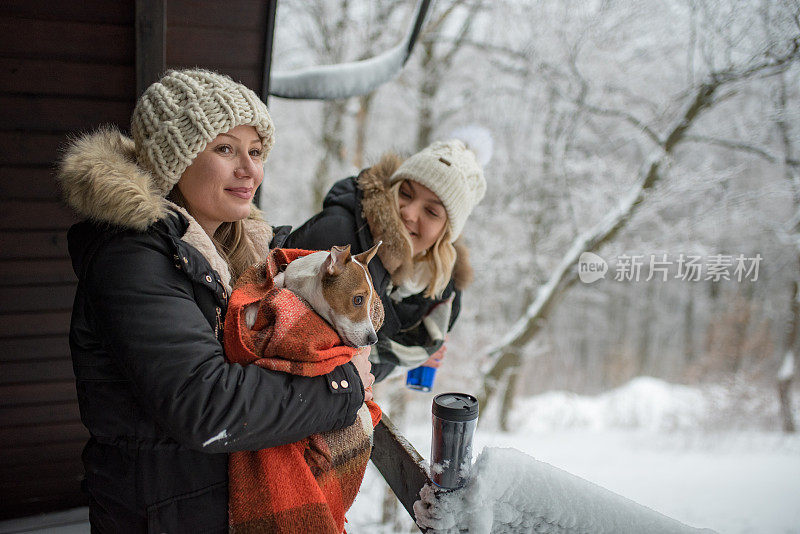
[166,0,269,91]
[0,0,136,520]
[1,0,270,521]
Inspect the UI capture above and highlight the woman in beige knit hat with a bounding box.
[286,136,488,384]
[57,69,372,533]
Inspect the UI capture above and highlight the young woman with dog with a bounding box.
[57,69,373,533]
[285,138,487,382]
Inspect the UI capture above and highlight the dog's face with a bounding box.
[320,243,384,348]
[266,243,384,348]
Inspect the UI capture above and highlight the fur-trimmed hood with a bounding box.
[56,127,273,292]
[357,153,474,291]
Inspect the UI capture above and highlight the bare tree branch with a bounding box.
[683,134,800,167]
[423,0,469,36]
[441,2,484,68]
[575,101,662,147]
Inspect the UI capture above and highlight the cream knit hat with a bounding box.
[390,139,486,240]
[131,69,275,196]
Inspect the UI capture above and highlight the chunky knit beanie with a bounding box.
[131,69,275,196]
[390,140,486,240]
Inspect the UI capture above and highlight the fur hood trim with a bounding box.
[57,126,272,292]
[451,239,474,290]
[357,153,473,291]
[58,126,167,232]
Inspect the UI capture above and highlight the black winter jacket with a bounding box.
[285,157,472,382]
[59,129,365,533]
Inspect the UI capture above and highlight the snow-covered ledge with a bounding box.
[413,447,717,534]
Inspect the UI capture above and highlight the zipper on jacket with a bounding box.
[215,306,223,339]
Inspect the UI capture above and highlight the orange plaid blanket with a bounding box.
[224,248,382,534]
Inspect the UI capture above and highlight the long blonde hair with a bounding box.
[167,187,259,281]
[390,181,457,298]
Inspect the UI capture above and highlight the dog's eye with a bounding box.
[353,295,364,306]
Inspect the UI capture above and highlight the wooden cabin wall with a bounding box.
[166,0,269,89]
[0,0,268,520]
[0,0,136,519]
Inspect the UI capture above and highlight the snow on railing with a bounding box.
[270,0,431,99]
[373,420,716,533]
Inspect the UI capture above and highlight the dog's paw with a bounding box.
[244,303,258,329]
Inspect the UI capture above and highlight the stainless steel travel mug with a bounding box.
[430,392,479,489]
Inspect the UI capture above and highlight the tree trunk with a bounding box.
[779,277,798,433]
[414,0,483,151]
[637,282,656,376]
[541,86,559,179]
[776,71,798,433]
[731,291,752,373]
[416,40,437,151]
[351,0,400,169]
[778,355,796,433]
[499,353,521,431]
[476,350,519,420]
[683,287,696,367]
[312,100,348,209]
[353,93,374,169]
[603,290,623,388]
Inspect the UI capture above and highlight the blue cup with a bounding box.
[406,365,437,392]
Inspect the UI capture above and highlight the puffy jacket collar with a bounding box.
[355,153,474,291]
[154,212,230,303]
[57,126,274,293]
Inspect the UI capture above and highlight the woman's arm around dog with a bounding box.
[81,230,365,453]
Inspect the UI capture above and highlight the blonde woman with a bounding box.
[286,140,487,382]
[57,69,372,533]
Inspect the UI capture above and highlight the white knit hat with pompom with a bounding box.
[390,128,490,240]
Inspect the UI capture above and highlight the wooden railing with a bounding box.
[370,414,430,524]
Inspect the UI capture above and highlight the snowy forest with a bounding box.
[258,0,800,532]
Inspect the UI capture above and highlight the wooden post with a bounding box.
[135,0,166,97]
[255,0,278,209]
[260,0,278,105]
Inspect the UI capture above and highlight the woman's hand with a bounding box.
[422,342,447,368]
[352,346,375,402]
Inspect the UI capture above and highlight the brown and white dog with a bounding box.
[244,243,383,348]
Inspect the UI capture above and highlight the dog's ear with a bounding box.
[325,245,351,276]
[354,240,382,266]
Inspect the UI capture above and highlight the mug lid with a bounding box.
[432,392,479,422]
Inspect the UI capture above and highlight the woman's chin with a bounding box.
[410,238,427,257]
[222,205,252,223]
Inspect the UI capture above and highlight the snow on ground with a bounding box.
[510,376,711,432]
[347,377,800,534]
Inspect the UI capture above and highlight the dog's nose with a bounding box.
[367,332,378,345]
